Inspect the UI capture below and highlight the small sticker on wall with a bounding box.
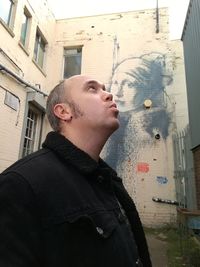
[137,162,149,173]
[156,176,168,184]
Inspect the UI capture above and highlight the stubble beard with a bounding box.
[68,101,84,119]
[69,100,120,135]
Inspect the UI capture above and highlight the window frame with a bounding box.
[19,6,32,49]
[22,104,42,157]
[0,0,17,36]
[33,27,47,70]
[63,47,82,79]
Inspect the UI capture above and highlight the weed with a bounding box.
[145,226,200,267]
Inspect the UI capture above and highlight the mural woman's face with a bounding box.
[109,58,146,112]
[109,56,171,113]
[110,69,136,113]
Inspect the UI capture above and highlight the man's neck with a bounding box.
[60,129,110,162]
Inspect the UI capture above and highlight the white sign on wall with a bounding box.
[4,91,20,111]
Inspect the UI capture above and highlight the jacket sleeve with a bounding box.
[113,178,152,267]
[0,172,43,267]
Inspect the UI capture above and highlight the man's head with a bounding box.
[46,79,83,132]
[46,80,65,132]
[46,75,119,135]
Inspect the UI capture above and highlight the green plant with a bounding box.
[145,226,200,266]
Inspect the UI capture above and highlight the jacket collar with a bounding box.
[42,131,118,179]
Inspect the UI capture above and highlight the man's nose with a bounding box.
[103,90,113,101]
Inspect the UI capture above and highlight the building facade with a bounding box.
[0,0,56,171]
[0,0,189,226]
[182,0,200,210]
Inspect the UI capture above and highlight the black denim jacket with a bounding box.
[0,132,152,267]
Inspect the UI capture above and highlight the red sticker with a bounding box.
[137,162,149,173]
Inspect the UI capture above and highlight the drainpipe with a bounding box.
[156,0,159,33]
[0,63,48,97]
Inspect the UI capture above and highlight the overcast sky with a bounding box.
[47,0,190,39]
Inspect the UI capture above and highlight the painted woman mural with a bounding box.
[103,52,173,202]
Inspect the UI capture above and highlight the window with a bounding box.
[63,47,82,78]
[33,29,47,69]
[22,105,42,157]
[0,0,14,26]
[20,7,31,47]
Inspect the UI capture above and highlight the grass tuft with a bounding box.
[145,225,200,267]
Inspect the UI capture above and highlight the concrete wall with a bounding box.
[55,8,188,226]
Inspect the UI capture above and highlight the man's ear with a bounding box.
[53,103,72,122]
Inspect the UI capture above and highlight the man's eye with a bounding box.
[88,87,96,91]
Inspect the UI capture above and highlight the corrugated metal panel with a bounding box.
[182,0,200,149]
[173,125,196,209]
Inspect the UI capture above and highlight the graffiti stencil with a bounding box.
[104,52,173,195]
[156,176,168,184]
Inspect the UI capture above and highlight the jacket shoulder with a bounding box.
[2,149,51,174]
[1,148,70,192]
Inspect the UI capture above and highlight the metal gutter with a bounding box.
[0,63,48,97]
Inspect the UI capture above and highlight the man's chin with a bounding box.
[110,119,120,132]
[102,118,120,135]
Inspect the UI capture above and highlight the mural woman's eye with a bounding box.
[128,82,135,88]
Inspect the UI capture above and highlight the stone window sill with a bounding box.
[18,41,30,56]
[0,18,15,37]
[32,59,47,77]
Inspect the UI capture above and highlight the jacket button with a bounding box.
[96,227,104,235]
[136,259,143,266]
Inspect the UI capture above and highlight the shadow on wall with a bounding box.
[105,52,173,170]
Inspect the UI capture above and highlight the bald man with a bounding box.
[0,75,152,267]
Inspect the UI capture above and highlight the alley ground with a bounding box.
[145,227,200,267]
[146,233,168,267]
